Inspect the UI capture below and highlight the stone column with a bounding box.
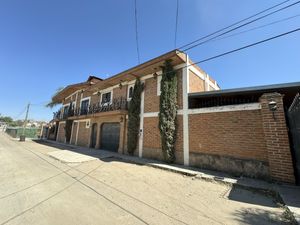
[260,92,295,183]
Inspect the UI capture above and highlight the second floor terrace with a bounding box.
[53,97,128,120]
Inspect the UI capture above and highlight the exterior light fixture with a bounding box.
[97,91,101,96]
[153,72,158,80]
[119,83,123,89]
[268,100,277,120]
[268,100,277,111]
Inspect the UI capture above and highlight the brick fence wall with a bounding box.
[189,110,267,161]
[187,93,295,183]
[260,93,295,183]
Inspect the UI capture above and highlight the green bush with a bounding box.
[127,78,144,155]
[159,60,177,163]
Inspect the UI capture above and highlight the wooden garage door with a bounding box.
[100,123,120,152]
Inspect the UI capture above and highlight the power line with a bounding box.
[189,28,300,65]
[178,0,294,50]
[211,13,300,43]
[134,0,141,64]
[13,107,27,120]
[182,0,300,51]
[174,0,179,48]
[179,0,292,49]
[158,27,300,78]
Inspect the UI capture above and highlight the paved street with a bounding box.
[0,133,292,225]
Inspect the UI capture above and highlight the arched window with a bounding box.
[127,84,134,101]
[129,87,133,98]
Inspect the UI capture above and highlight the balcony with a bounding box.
[53,97,128,120]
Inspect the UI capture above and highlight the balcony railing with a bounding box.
[53,97,128,120]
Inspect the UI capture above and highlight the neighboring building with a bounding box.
[0,122,7,132]
[49,50,300,184]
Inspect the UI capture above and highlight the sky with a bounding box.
[0,0,299,121]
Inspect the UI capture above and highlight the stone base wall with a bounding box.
[189,152,270,179]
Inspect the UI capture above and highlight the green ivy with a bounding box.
[127,78,144,155]
[159,60,177,163]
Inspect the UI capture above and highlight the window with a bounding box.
[63,104,70,118]
[101,92,112,104]
[157,75,162,96]
[127,84,134,101]
[63,105,69,114]
[80,98,90,115]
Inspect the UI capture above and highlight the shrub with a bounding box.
[159,60,177,163]
[127,78,144,154]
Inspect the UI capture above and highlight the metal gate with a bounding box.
[90,123,97,148]
[287,93,300,183]
[100,123,120,152]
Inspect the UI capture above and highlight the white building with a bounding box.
[0,122,7,132]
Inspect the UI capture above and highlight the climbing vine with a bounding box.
[127,78,144,155]
[159,60,177,163]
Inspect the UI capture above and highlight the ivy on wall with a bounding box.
[127,78,144,155]
[159,60,177,163]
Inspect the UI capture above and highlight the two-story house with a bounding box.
[50,50,219,165]
[48,49,299,184]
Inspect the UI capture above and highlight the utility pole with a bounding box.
[22,103,30,136]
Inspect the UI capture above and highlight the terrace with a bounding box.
[53,97,128,120]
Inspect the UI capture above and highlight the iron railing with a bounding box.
[53,97,128,120]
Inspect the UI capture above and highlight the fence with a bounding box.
[5,127,41,139]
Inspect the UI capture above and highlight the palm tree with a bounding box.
[45,87,64,108]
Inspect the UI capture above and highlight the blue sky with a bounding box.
[0,0,299,121]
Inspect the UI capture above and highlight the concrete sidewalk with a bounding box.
[38,139,300,224]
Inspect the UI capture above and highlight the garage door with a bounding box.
[100,123,120,152]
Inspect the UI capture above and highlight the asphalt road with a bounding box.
[0,133,291,225]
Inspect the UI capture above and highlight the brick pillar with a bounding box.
[260,92,295,183]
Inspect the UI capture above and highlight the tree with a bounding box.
[159,60,177,163]
[46,87,64,108]
[0,116,13,124]
[127,78,144,155]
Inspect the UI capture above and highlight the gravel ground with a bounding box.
[0,133,292,225]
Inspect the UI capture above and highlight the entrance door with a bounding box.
[100,123,120,152]
[90,123,97,148]
[287,93,300,184]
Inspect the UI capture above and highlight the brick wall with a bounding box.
[75,92,81,107]
[189,110,267,161]
[143,116,183,163]
[188,109,269,178]
[144,71,183,113]
[144,77,159,113]
[189,70,205,93]
[57,122,65,143]
[187,94,296,183]
[177,70,183,110]
[70,122,78,145]
[91,94,99,105]
[76,121,90,147]
[113,86,127,100]
[260,93,295,183]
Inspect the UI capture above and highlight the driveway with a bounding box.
[0,133,292,225]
